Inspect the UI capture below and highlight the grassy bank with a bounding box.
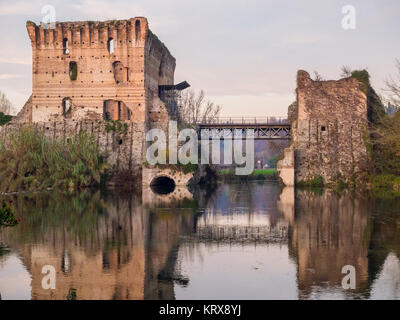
[0,127,107,193]
[219,168,278,181]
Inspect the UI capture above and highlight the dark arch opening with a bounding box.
[112,61,124,84]
[150,176,175,195]
[62,97,72,116]
[63,38,69,54]
[135,20,141,43]
[69,61,77,80]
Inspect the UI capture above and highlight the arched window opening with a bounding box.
[63,38,69,54]
[103,100,130,120]
[112,61,124,84]
[135,20,140,44]
[150,176,175,195]
[62,98,72,116]
[107,38,114,54]
[69,61,78,81]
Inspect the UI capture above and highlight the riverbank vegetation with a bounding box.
[369,110,400,192]
[365,61,400,193]
[0,112,12,126]
[0,127,107,193]
[0,201,18,226]
[219,168,278,181]
[346,63,400,193]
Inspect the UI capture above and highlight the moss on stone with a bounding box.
[104,120,128,135]
[296,175,324,188]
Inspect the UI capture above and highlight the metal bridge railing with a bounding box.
[197,116,289,125]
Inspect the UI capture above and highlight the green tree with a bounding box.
[0,112,12,126]
[268,154,279,168]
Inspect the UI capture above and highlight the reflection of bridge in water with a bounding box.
[197,116,291,140]
[2,184,400,300]
[187,209,289,244]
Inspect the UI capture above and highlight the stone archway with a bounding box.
[103,100,131,120]
[150,175,176,194]
[142,167,194,187]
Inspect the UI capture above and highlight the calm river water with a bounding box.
[1,181,400,300]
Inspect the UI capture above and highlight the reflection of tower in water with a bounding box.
[0,190,197,300]
[288,189,371,299]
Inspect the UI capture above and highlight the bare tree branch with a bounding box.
[340,65,353,78]
[178,90,222,126]
[313,71,324,81]
[0,91,14,115]
[384,59,400,108]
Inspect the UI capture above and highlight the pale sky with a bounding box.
[0,0,399,116]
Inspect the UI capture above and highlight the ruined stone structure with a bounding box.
[142,166,195,187]
[7,17,192,184]
[289,189,370,298]
[23,17,176,125]
[278,70,369,185]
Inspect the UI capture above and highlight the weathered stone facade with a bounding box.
[142,166,195,186]
[7,17,189,184]
[278,70,368,185]
[22,17,175,128]
[0,121,145,182]
[276,148,295,186]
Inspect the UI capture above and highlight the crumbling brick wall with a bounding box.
[0,121,145,182]
[285,70,368,185]
[10,17,179,178]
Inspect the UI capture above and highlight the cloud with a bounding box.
[0,74,25,80]
[0,1,38,16]
[70,0,145,21]
[272,34,323,48]
[0,57,31,65]
[210,93,295,118]
[68,0,177,31]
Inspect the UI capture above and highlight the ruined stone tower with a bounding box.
[22,17,178,126]
[278,70,369,186]
[5,17,190,180]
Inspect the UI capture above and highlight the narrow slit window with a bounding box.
[69,61,78,81]
[62,98,72,116]
[107,38,114,54]
[63,38,69,54]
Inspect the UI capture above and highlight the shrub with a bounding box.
[0,127,107,192]
[373,174,400,189]
[0,201,18,226]
[104,120,128,134]
[0,112,12,126]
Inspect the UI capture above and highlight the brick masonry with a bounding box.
[8,17,182,185]
[22,17,175,127]
[0,121,145,178]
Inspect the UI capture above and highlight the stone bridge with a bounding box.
[142,166,194,188]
